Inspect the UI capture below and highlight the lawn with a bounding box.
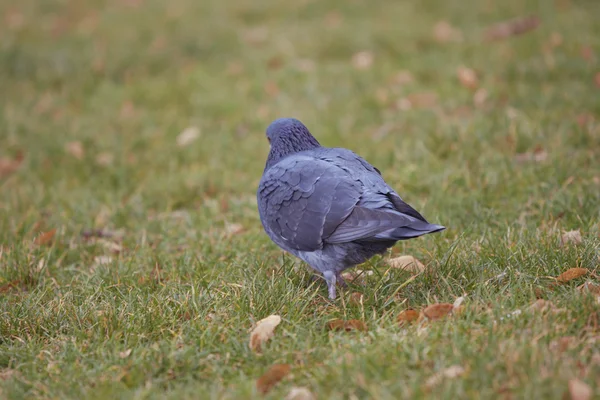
[1,0,599,398]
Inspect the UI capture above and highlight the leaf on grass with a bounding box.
[341,269,373,285]
[0,280,23,294]
[432,21,463,43]
[528,299,564,314]
[285,387,316,400]
[425,365,465,389]
[224,223,245,237]
[561,230,583,246]
[397,309,420,326]
[119,349,132,359]
[65,141,85,160]
[388,255,425,274]
[484,16,540,41]
[556,268,588,283]
[249,314,281,352]
[577,281,600,296]
[568,378,592,400]
[0,151,24,178]
[453,296,466,315]
[515,145,547,163]
[327,319,368,332]
[423,303,454,320]
[457,67,478,89]
[397,92,438,110]
[352,51,374,70]
[350,292,364,305]
[256,364,291,394]
[34,229,56,246]
[176,126,200,147]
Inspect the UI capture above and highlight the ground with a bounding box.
[1,0,599,398]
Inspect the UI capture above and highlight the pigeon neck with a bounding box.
[265,135,321,169]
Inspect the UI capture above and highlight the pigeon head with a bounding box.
[264,118,321,169]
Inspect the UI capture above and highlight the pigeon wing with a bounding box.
[258,155,361,251]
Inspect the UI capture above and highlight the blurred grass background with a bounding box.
[1,0,599,398]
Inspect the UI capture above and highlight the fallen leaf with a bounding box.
[350,292,364,305]
[224,223,244,236]
[473,88,488,107]
[433,21,463,43]
[457,67,478,89]
[568,378,592,400]
[484,16,540,41]
[176,126,200,147]
[425,365,465,389]
[249,314,281,352]
[95,152,114,167]
[397,309,420,326]
[557,268,588,283]
[561,230,583,246]
[65,141,84,159]
[388,255,425,274]
[341,269,373,285]
[397,92,438,110]
[423,303,454,320]
[256,364,291,394]
[327,319,367,332]
[577,281,600,296]
[0,151,24,178]
[0,280,23,294]
[34,229,56,246]
[352,51,374,70]
[391,70,414,85]
[515,146,547,163]
[285,387,316,400]
[119,349,132,358]
[528,299,564,314]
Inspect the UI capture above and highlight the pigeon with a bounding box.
[257,118,445,299]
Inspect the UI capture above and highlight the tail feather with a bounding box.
[371,223,445,241]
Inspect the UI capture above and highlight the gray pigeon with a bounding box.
[257,118,445,299]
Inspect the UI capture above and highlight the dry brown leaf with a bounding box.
[397,309,420,326]
[423,303,454,320]
[224,223,244,237]
[96,152,114,167]
[249,314,281,352]
[561,230,583,246]
[397,92,438,110]
[388,255,425,274]
[433,21,463,43]
[285,387,316,400]
[425,365,465,389]
[65,141,85,160]
[484,16,540,41]
[568,378,592,400]
[352,51,374,70]
[473,88,488,107]
[0,151,24,178]
[392,70,414,85]
[457,67,478,90]
[176,126,200,147]
[327,319,368,332]
[577,281,600,296]
[0,280,23,294]
[341,269,373,285]
[350,292,364,305]
[34,229,56,246]
[515,146,547,163]
[256,364,291,394]
[119,349,132,358]
[557,268,588,283]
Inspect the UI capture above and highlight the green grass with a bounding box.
[1,0,600,398]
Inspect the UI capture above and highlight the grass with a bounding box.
[1,0,600,398]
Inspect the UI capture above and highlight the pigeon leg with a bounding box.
[322,271,337,300]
